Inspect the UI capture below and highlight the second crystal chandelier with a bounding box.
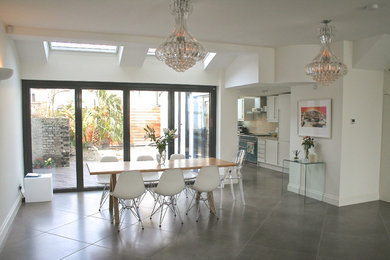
[156,0,206,72]
[305,20,348,85]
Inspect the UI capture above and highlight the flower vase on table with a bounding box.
[156,150,167,165]
[144,125,177,166]
[304,145,310,159]
[301,136,314,160]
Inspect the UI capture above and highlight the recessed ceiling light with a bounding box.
[147,48,156,56]
[50,42,118,53]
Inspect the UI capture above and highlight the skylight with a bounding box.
[50,42,118,53]
[147,48,156,56]
[203,52,216,69]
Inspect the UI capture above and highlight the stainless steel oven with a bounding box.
[238,135,257,164]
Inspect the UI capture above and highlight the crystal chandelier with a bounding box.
[305,20,348,85]
[156,0,206,72]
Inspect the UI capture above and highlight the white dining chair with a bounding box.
[186,166,220,221]
[96,155,118,211]
[150,169,185,227]
[170,154,197,198]
[136,155,160,203]
[219,150,246,208]
[110,170,145,231]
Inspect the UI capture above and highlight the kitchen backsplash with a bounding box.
[242,113,278,135]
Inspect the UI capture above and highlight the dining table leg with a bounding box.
[207,191,216,215]
[109,177,113,212]
[110,174,120,225]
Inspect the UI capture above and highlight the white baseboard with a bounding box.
[287,183,323,201]
[322,193,339,206]
[0,194,22,251]
[258,162,283,172]
[338,192,379,207]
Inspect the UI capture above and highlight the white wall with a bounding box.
[339,41,384,206]
[0,21,24,247]
[380,71,390,201]
[224,54,259,88]
[289,81,343,205]
[275,45,319,83]
[217,73,240,161]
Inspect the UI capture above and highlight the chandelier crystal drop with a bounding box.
[156,0,206,72]
[305,20,348,86]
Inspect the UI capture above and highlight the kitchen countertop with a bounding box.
[238,133,278,140]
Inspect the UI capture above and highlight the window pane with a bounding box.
[30,88,76,189]
[130,91,168,161]
[82,90,123,187]
[175,92,210,158]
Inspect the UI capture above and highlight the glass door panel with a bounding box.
[82,89,123,187]
[129,91,168,161]
[174,92,210,158]
[30,88,76,189]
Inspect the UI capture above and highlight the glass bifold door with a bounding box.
[23,82,215,191]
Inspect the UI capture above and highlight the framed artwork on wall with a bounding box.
[298,99,331,138]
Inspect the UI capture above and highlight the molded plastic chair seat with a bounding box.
[187,166,220,221]
[96,155,118,211]
[136,155,160,203]
[111,170,145,230]
[150,169,185,227]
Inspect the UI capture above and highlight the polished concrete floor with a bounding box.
[2,165,390,259]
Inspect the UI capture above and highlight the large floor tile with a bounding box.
[47,216,121,244]
[318,232,390,259]
[62,244,146,260]
[0,233,88,260]
[95,225,178,258]
[2,165,389,259]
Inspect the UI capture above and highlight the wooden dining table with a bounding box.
[87,157,237,225]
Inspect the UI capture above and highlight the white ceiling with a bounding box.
[0,0,389,47]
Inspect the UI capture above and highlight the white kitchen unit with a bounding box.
[277,94,291,165]
[277,94,290,141]
[266,96,279,122]
[237,97,255,121]
[265,140,278,165]
[257,138,266,163]
[238,98,244,121]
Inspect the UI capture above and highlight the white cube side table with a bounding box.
[24,173,53,203]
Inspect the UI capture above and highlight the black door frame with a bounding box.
[22,80,217,192]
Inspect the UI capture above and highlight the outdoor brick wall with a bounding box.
[31,117,71,167]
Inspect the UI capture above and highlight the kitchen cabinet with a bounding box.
[278,94,290,141]
[237,98,255,121]
[257,138,266,163]
[238,98,244,121]
[267,96,279,122]
[265,140,278,165]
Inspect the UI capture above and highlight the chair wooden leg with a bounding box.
[207,192,216,215]
[196,192,201,202]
